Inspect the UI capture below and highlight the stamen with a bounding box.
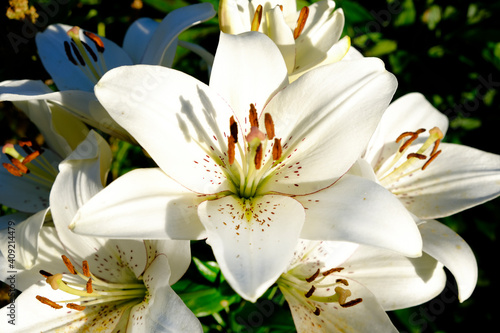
[251,5,263,31]
[254,144,263,169]
[10,158,28,174]
[22,151,40,164]
[305,269,320,283]
[86,278,93,294]
[422,150,442,170]
[83,30,105,53]
[228,136,236,165]
[322,267,343,276]
[230,116,238,143]
[36,295,63,309]
[313,307,321,316]
[39,270,53,278]
[294,6,309,39]
[67,303,86,311]
[81,41,98,62]
[264,113,275,140]
[407,153,426,160]
[340,298,363,308]
[249,104,259,128]
[3,162,25,176]
[272,138,282,161]
[82,261,91,277]
[62,255,77,274]
[70,41,86,66]
[305,285,316,298]
[336,279,349,286]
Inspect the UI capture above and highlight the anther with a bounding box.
[86,278,93,294]
[422,150,442,170]
[228,136,236,165]
[322,267,343,276]
[67,303,86,311]
[340,298,363,308]
[83,30,105,53]
[272,138,282,161]
[62,255,76,274]
[82,260,91,277]
[254,144,263,169]
[230,116,238,143]
[70,41,86,66]
[251,5,263,31]
[305,285,316,298]
[336,279,349,286]
[39,270,53,278]
[36,295,63,309]
[407,153,426,160]
[64,41,78,65]
[313,307,321,316]
[264,113,275,140]
[22,151,40,164]
[81,41,98,62]
[293,6,309,39]
[249,104,259,128]
[305,269,320,283]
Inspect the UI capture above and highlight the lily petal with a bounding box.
[260,57,397,195]
[392,142,500,219]
[71,168,205,240]
[419,220,477,302]
[122,18,159,64]
[198,194,305,301]
[298,174,422,257]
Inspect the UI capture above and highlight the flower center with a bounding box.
[251,4,309,39]
[278,266,362,316]
[63,26,107,85]
[2,140,58,188]
[376,127,444,188]
[36,255,147,311]
[225,104,284,199]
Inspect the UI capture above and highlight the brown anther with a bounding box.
[272,138,282,161]
[398,133,418,153]
[313,307,321,316]
[39,270,53,278]
[336,279,349,286]
[86,278,93,294]
[293,6,309,39]
[3,163,23,177]
[251,5,263,31]
[36,295,63,309]
[228,136,236,165]
[305,268,320,283]
[70,41,86,66]
[82,260,91,277]
[249,104,259,128]
[81,41,98,62]
[230,116,238,143]
[407,153,426,160]
[422,150,442,170]
[322,267,343,276]
[62,255,77,274]
[64,41,78,65]
[83,30,105,53]
[305,285,316,298]
[430,139,441,156]
[340,298,363,308]
[264,113,275,140]
[254,144,263,169]
[67,303,86,311]
[22,151,40,164]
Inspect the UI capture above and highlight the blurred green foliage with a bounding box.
[1,0,499,332]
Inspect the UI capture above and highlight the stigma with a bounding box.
[377,127,444,187]
[36,255,147,311]
[63,26,107,85]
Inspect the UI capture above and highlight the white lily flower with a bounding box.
[358,92,500,219]
[0,102,89,269]
[0,3,216,141]
[70,32,422,301]
[279,223,476,332]
[219,0,350,81]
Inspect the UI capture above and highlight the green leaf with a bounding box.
[193,257,220,283]
[364,39,397,57]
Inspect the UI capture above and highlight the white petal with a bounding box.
[393,143,500,219]
[419,220,477,302]
[209,32,288,130]
[260,57,397,195]
[266,6,296,73]
[36,24,133,91]
[218,0,252,34]
[123,18,159,64]
[0,209,48,270]
[71,168,205,240]
[140,3,216,66]
[342,245,446,310]
[128,254,202,332]
[298,175,422,257]
[94,64,235,194]
[198,194,305,301]
[145,240,192,285]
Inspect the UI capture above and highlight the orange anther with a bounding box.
[36,295,63,309]
[62,255,77,274]
[294,6,309,39]
[264,113,275,140]
[251,5,263,31]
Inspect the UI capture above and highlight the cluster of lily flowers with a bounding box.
[0,0,499,331]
